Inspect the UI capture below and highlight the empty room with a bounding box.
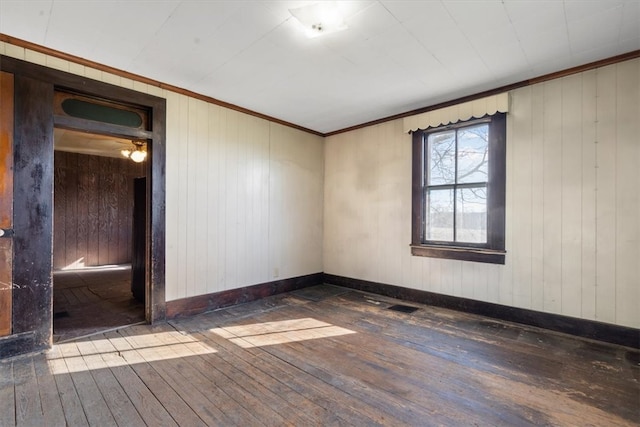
[0,1,638,425]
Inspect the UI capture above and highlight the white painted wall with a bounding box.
[324,58,639,329]
[164,94,324,301]
[1,42,325,303]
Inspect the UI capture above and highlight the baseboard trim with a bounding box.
[0,331,40,359]
[323,274,640,349]
[166,272,324,319]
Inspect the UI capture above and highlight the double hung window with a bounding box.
[411,113,506,264]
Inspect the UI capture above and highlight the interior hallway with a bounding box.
[53,266,144,343]
[3,284,638,426]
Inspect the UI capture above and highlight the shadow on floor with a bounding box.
[53,265,145,343]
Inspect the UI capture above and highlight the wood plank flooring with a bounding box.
[2,284,638,426]
[53,266,145,342]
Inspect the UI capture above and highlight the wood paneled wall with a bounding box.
[0,42,325,301]
[163,94,324,301]
[324,58,639,329]
[53,151,145,269]
[5,40,635,329]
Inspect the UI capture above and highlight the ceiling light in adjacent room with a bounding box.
[129,149,147,163]
[121,140,147,163]
[289,1,348,38]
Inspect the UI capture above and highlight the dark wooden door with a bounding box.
[0,71,14,337]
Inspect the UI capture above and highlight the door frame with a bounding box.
[0,55,166,356]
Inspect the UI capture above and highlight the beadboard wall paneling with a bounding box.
[324,58,639,329]
[3,40,636,327]
[2,41,324,303]
[163,94,324,301]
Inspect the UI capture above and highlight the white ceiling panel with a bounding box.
[477,41,529,78]
[346,1,398,39]
[568,4,624,49]
[620,1,640,42]
[503,1,563,22]
[443,0,511,32]
[381,0,432,24]
[1,0,637,134]
[44,1,175,65]
[0,0,52,43]
[563,0,626,21]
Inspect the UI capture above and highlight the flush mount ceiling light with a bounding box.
[289,1,348,38]
[121,140,147,163]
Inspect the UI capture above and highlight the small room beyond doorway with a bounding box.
[52,129,147,342]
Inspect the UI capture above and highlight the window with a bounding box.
[411,113,506,264]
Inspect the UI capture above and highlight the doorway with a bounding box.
[52,129,147,342]
[0,55,167,358]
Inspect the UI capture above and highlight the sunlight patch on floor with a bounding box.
[47,332,217,374]
[211,317,356,348]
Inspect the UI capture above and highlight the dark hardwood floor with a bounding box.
[2,284,638,426]
[53,266,145,343]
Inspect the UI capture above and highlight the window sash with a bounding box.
[421,122,489,247]
[411,113,506,264]
[422,184,487,245]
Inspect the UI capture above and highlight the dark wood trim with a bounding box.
[323,274,640,349]
[411,131,422,246]
[0,55,167,359]
[53,115,153,140]
[0,34,323,137]
[148,97,167,323]
[0,331,37,359]
[526,51,640,83]
[9,55,166,324]
[410,245,505,264]
[0,56,161,112]
[12,75,54,348]
[488,112,506,251]
[325,50,640,136]
[166,273,324,319]
[131,178,146,303]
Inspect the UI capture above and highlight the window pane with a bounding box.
[457,124,488,184]
[425,189,453,241]
[455,187,487,243]
[427,130,455,185]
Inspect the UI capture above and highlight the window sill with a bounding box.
[410,245,505,264]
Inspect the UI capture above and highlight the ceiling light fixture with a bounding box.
[289,1,348,38]
[121,140,147,163]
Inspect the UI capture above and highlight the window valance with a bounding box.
[403,93,509,133]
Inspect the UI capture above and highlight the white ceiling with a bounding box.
[1,1,638,134]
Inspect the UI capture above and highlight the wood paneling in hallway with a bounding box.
[53,151,145,270]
